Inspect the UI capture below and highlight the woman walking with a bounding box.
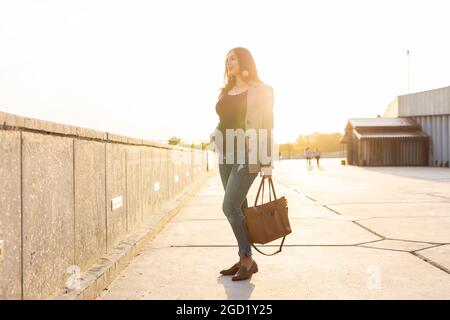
[213,47,274,281]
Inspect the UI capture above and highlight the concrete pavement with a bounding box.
[98,159,450,299]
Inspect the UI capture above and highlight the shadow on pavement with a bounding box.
[217,275,255,300]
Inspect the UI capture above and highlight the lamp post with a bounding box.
[407,49,410,93]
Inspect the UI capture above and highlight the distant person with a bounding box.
[314,148,321,166]
[279,151,282,161]
[304,147,312,168]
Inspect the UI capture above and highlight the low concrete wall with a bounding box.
[0,131,21,299]
[0,111,214,299]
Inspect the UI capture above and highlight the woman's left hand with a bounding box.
[260,166,272,177]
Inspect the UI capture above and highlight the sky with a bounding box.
[1,0,450,144]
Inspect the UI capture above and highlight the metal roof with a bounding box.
[354,130,429,139]
[347,118,419,129]
[342,117,428,143]
[384,85,450,117]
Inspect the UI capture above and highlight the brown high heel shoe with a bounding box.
[232,261,258,281]
[220,262,241,275]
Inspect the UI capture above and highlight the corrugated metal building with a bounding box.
[342,118,429,166]
[384,85,450,167]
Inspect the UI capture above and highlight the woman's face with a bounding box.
[226,51,240,78]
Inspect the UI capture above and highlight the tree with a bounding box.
[168,136,181,145]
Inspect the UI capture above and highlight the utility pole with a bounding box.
[407,49,411,93]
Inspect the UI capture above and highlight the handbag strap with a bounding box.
[262,177,265,203]
[254,176,264,206]
[249,176,285,256]
[268,177,277,199]
[250,236,286,256]
[254,176,278,206]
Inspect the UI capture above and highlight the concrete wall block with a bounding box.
[180,149,188,192]
[106,133,129,144]
[189,150,199,182]
[196,150,204,175]
[151,148,164,213]
[140,147,154,219]
[127,137,143,145]
[178,149,185,192]
[167,149,175,201]
[75,127,107,140]
[198,151,203,173]
[200,150,206,172]
[0,130,22,299]
[0,111,25,128]
[142,139,168,149]
[190,150,196,183]
[126,146,143,232]
[22,132,75,299]
[179,150,186,192]
[181,150,187,190]
[162,148,171,203]
[190,151,195,181]
[23,117,77,136]
[106,143,127,251]
[74,140,107,272]
[183,150,191,190]
[171,149,180,197]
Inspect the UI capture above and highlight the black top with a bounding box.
[215,90,248,163]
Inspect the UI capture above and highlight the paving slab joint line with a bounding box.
[272,179,313,200]
[322,204,343,216]
[424,193,450,201]
[363,215,450,220]
[351,221,385,239]
[358,239,450,257]
[274,179,387,240]
[305,195,317,202]
[170,243,382,248]
[412,243,447,253]
[355,239,385,246]
[54,169,216,300]
[270,175,450,275]
[356,239,443,253]
[411,251,450,275]
[322,201,446,205]
[385,237,446,246]
[356,245,417,253]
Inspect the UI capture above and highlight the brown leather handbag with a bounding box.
[243,176,291,256]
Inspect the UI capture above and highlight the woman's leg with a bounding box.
[219,163,249,210]
[218,163,233,191]
[222,164,258,259]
